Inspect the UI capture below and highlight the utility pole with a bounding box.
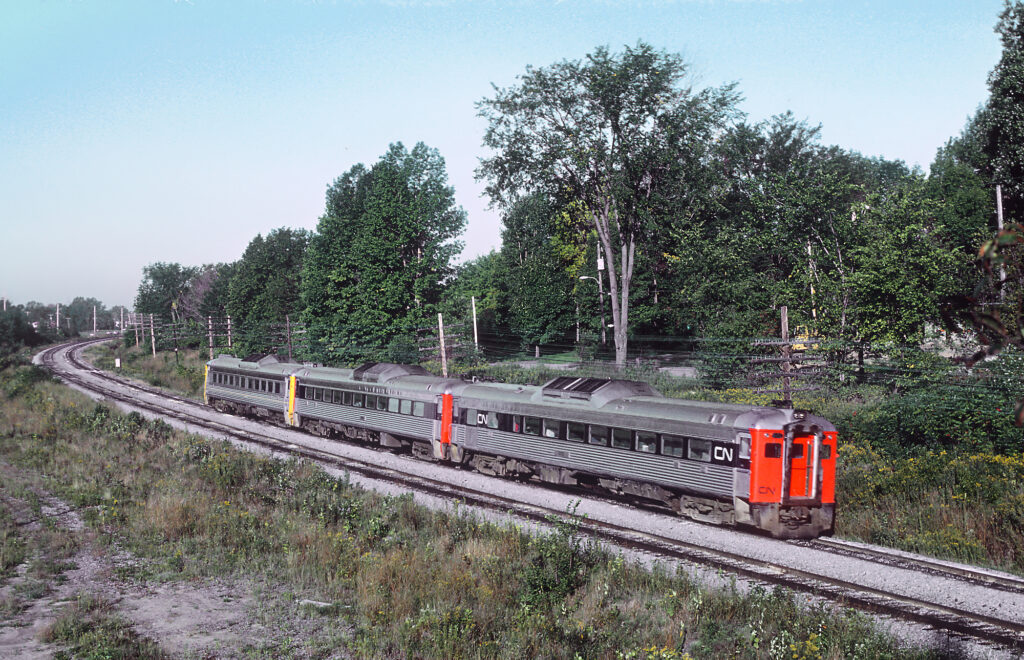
[208,316,214,359]
[227,315,233,348]
[120,307,124,334]
[437,313,448,378]
[285,314,293,361]
[471,296,479,352]
[781,305,792,407]
[56,303,60,333]
[93,305,96,335]
[149,314,156,357]
[133,313,140,347]
[997,184,1007,301]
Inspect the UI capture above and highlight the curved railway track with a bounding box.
[38,339,1024,656]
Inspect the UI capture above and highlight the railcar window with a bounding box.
[486,412,499,429]
[400,399,412,415]
[662,434,685,458]
[464,409,477,425]
[388,398,399,413]
[352,394,364,408]
[791,444,804,459]
[566,422,586,442]
[542,419,560,439]
[636,431,657,453]
[738,435,751,460]
[611,428,632,450]
[821,445,831,459]
[511,415,522,433]
[524,416,541,436]
[341,391,351,406]
[765,443,782,458]
[413,401,425,417]
[275,382,281,395]
[688,439,711,462]
[314,388,323,401]
[589,426,609,446]
[376,396,387,411]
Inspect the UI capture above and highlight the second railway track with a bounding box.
[38,339,1024,656]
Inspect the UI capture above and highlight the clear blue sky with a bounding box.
[0,0,1005,308]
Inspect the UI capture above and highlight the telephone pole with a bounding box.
[997,184,1007,301]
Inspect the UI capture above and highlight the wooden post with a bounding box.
[149,314,156,357]
[781,305,791,407]
[208,316,214,359]
[997,184,1006,300]
[285,314,293,361]
[471,296,479,351]
[438,313,448,378]
[172,319,179,364]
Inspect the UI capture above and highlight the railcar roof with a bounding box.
[207,354,302,377]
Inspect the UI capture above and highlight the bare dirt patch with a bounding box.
[0,459,262,658]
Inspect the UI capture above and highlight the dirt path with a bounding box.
[0,460,259,658]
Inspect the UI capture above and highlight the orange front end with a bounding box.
[748,427,836,538]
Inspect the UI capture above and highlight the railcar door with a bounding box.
[785,431,821,501]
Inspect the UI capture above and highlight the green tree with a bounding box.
[227,228,309,356]
[180,262,236,321]
[477,42,740,367]
[302,142,466,363]
[442,251,509,358]
[850,181,964,343]
[0,307,44,357]
[499,194,578,352]
[134,262,199,322]
[984,0,1024,223]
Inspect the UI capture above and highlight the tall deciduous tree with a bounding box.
[984,0,1024,223]
[134,263,199,322]
[478,42,739,367]
[228,228,309,356]
[500,194,577,350]
[302,142,466,363]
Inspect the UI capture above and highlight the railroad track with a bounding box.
[38,339,1024,655]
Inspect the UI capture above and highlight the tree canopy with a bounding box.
[478,41,740,367]
[302,142,466,362]
[227,228,310,356]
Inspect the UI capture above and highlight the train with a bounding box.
[203,354,836,539]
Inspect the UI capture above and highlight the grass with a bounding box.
[0,356,953,658]
[42,593,168,660]
[83,340,1024,574]
[85,342,206,400]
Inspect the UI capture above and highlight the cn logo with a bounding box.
[758,486,776,496]
[713,446,734,462]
